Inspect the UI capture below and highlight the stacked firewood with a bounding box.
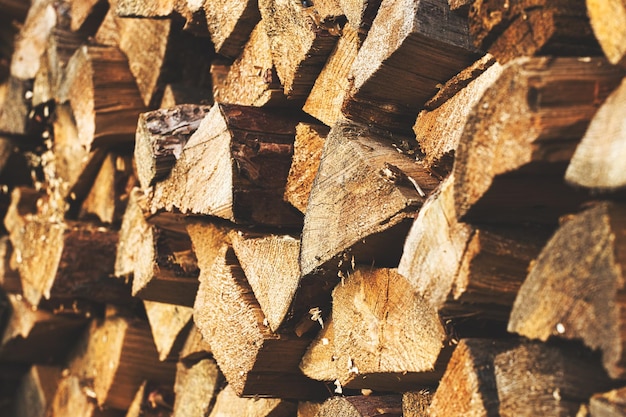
[1,0,626,415]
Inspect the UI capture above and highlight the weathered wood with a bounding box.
[202,0,260,59]
[300,267,449,391]
[453,56,623,224]
[135,104,211,188]
[190,223,325,399]
[284,122,328,214]
[212,21,287,107]
[339,0,382,32]
[316,395,403,417]
[342,0,481,134]
[259,0,341,101]
[508,201,626,379]
[144,300,193,361]
[469,0,600,63]
[179,323,212,363]
[589,386,626,416]
[402,390,432,417]
[149,103,303,227]
[208,385,297,417]
[48,374,125,417]
[172,359,220,417]
[566,76,626,191]
[587,0,626,67]
[13,365,61,417]
[429,339,614,417]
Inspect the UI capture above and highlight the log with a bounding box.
[0,235,21,293]
[448,0,470,11]
[453,56,623,225]
[179,322,212,363]
[69,0,109,33]
[402,390,432,417]
[342,0,481,134]
[159,83,212,108]
[212,21,287,107]
[316,395,402,417]
[143,300,193,361]
[589,386,626,416]
[135,104,212,188]
[208,385,297,417]
[190,223,325,399]
[114,0,178,17]
[48,374,125,417]
[300,267,449,391]
[0,76,35,137]
[468,0,600,63]
[428,338,614,417]
[202,0,260,59]
[148,103,303,227]
[298,401,323,417]
[508,201,626,379]
[587,0,626,67]
[259,0,342,101]
[172,359,220,417]
[338,0,382,33]
[283,122,329,214]
[13,365,61,417]
[566,76,626,191]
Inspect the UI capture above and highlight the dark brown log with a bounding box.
[208,385,298,417]
[202,0,260,59]
[453,56,623,224]
[172,359,220,417]
[148,103,303,227]
[316,395,402,417]
[589,386,626,416]
[13,365,61,417]
[429,339,614,417]
[508,201,626,379]
[342,0,481,134]
[144,300,193,361]
[0,236,21,293]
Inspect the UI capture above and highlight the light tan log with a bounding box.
[566,76,626,191]
[589,386,626,416]
[144,300,193,361]
[453,56,623,224]
[48,374,125,417]
[160,83,212,108]
[316,395,402,417]
[300,267,448,391]
[469,0,600,64]
[69,0,109,33]
[259,0,342,101]
[149,103,303,227]
[179,323,212,363]
[212,21,287,107]
[284,122,329,214]
[339,0,382,32]
[342,0,480,134]
[13,365,62,417]
[172,359,220,417]
[208,385,297,417]
[429,339,613,417]
[124,381,174,417]
[587,0,626,67]
[202,0,260,59]
[298,401,323,417]
[508,201,626,379]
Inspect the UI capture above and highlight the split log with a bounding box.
[566,76,626,191]
[212,21,287,107]
[414,55,502,177]
[190,223,325,399]
[448,0,470,11]
[13,365,61,417]
[259,0,342,101]
[589,386,626,416]
[339,0,382,33]
[67,315,176,410]
[298,401,323,417]
[69,0,109,33]
[300,267,449,391]
[59,44,146,149]
[316,395,402,417]
[172,359,220,417]
[453,56,623,224]
[428,338,614,417]
[0,76,34,137]
[402,390,432,417]
[468,0,600,63]
[48,374,125,417]
[283,122,329,214]
[159,83,212,108]
[202,0,260,59]
[342,0,481,134]
[303,24,361,126]
[114,0,178,17]
[587,0,626,67]
[508,201,626,379]
[0,236,21,293]
[144,301,193,361]
[135,104,212,188]
[179,322,212,363]
[115,190,199,307]
[148,103,303,227]
[208,385,297,417]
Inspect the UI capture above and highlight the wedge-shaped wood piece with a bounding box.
[179,323,212,363]
[259,0,342,101]
[339,0,382,32]
[509,202,626,379]
[67,315,176,410]
[566,77,626,191]
[144,300,193,361]
[209,385,297,417]
[13,365,61,417]
[115,190,199,306]
[589,386,626,416]
[342,0,481,134]
[172,359,220,417]
[59,44,145,149]
[135,104,212,188]
[212,21,287,107]
[69,0,109,33]
[398,175,548,321]
[300,120,438,278]
[202,0,260,59]
[190,223,325,399]
[587,0,626,67]
[284,122,329,214]
[231,231,301,332]
[429,339,614,417]
[453,57,623,224]
[301,268,449,391]
[317,395,402,417]
[149,103,303,227]
[48,374,125,417]
[469,0,600,63]
[298,401,323,417]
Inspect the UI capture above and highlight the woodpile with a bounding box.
[1,0,626,415]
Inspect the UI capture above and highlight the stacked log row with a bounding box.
[0,0,625,415]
